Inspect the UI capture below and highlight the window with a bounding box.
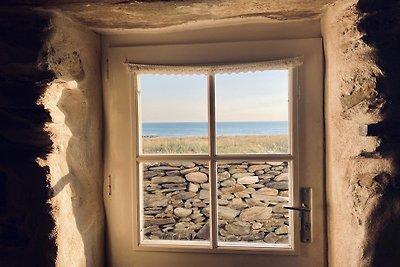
[134,67,295,250]
[104,36,324,267]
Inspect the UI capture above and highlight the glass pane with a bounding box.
[215,71,289,154]
[139,74,208,154]
[217,161,290,246]
[140,161,210,244]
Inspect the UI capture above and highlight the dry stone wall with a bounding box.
[143,161,290,244]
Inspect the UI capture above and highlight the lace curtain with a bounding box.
[126,57,303,75]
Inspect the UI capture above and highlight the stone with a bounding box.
[225,235,241,242]
[247,184,264,189]
[201,183,210,189]
[192,202,207,208]
[144,195,168,207]
[188,183,199,192]
[248,164,271,173]
[248,161,266,165]
[268,162,283,166]
[237,176,259,184]
[166,170,181,176]
[144,225,160,234]
[190,213,203,220]
[257,187,279,196]
[220,193,235,200]
[143,171,160,179]
[218,206,240,220]
[159,186,187,193]
[144,209,163,215]
[226,221,251,235]
[221,184,246,194]
[185,172,208,183]
[259,174,274,180]
[150,166,180,171]
[217,171,231,181]
[165,205,174,213]
[218,199,229,206]
[174,207,193,217]
[182,162,196,168]
[220,178,236,187]
[274,173,289,181]
[265,181,289,190]
[229,198,248,209]
[275,225,289,235]
[161,183,187,189]
[239,206,273,221]
[264,232,280,243]
[199,189,209,200]
[196,223,210,240]
[232,172,255,178]
[263,218,286,228]
[272,203,288,214]
[276,236,289,244]
[245,198,269,207]
[144,217,175,226]
[180,167,199,175]
[279,190,289,197]
[272,166,284,171]
[199,168,209,174]
[201,207,210,217]
[252,222,263,230]
[151,176,186,184]
[172,192,197,200]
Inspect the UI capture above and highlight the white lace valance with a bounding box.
[126,57,303,75]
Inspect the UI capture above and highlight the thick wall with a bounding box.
[0,8,104,267]
[0,9,56,267]
[39,11,104,267]
[322,0,400,266]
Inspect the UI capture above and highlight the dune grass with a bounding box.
[142,135,288,154]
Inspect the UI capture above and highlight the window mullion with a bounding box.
[208,74,218,249]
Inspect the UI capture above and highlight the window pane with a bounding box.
[215,71,289,154]
[139,74,208,154]
[217,161,290,246]
[140,161,210,244]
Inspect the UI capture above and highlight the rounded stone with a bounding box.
[174,207,193,218]
[185,172,208,183]
[237,176,259,185]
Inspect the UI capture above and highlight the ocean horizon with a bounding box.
[142,121,288,137]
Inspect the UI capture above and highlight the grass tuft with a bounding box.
[142,135,288,154]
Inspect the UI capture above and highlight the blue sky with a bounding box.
[139,70,288,122]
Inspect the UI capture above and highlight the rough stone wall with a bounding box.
[0,8,104,267]
[39,11,104,267]
[322,0,400,266]
[143,161,289,244]
[0,9,56,267]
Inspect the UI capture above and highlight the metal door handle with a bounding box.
[284,187,312,243]
[284,205,310,212]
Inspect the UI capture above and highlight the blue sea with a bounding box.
[142,121,288,137]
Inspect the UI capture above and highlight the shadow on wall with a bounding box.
[357,0,400,266]
[0,9,56,266]
[49,84,97,266]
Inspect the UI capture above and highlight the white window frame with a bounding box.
[132,66,299,253]
[103,38,324,265]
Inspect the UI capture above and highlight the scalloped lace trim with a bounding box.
[126,57,303,75]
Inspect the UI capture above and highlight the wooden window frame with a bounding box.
[132,68,299,253]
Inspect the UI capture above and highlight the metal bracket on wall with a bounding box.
[108,175,112,196]
[284,187,312,243]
